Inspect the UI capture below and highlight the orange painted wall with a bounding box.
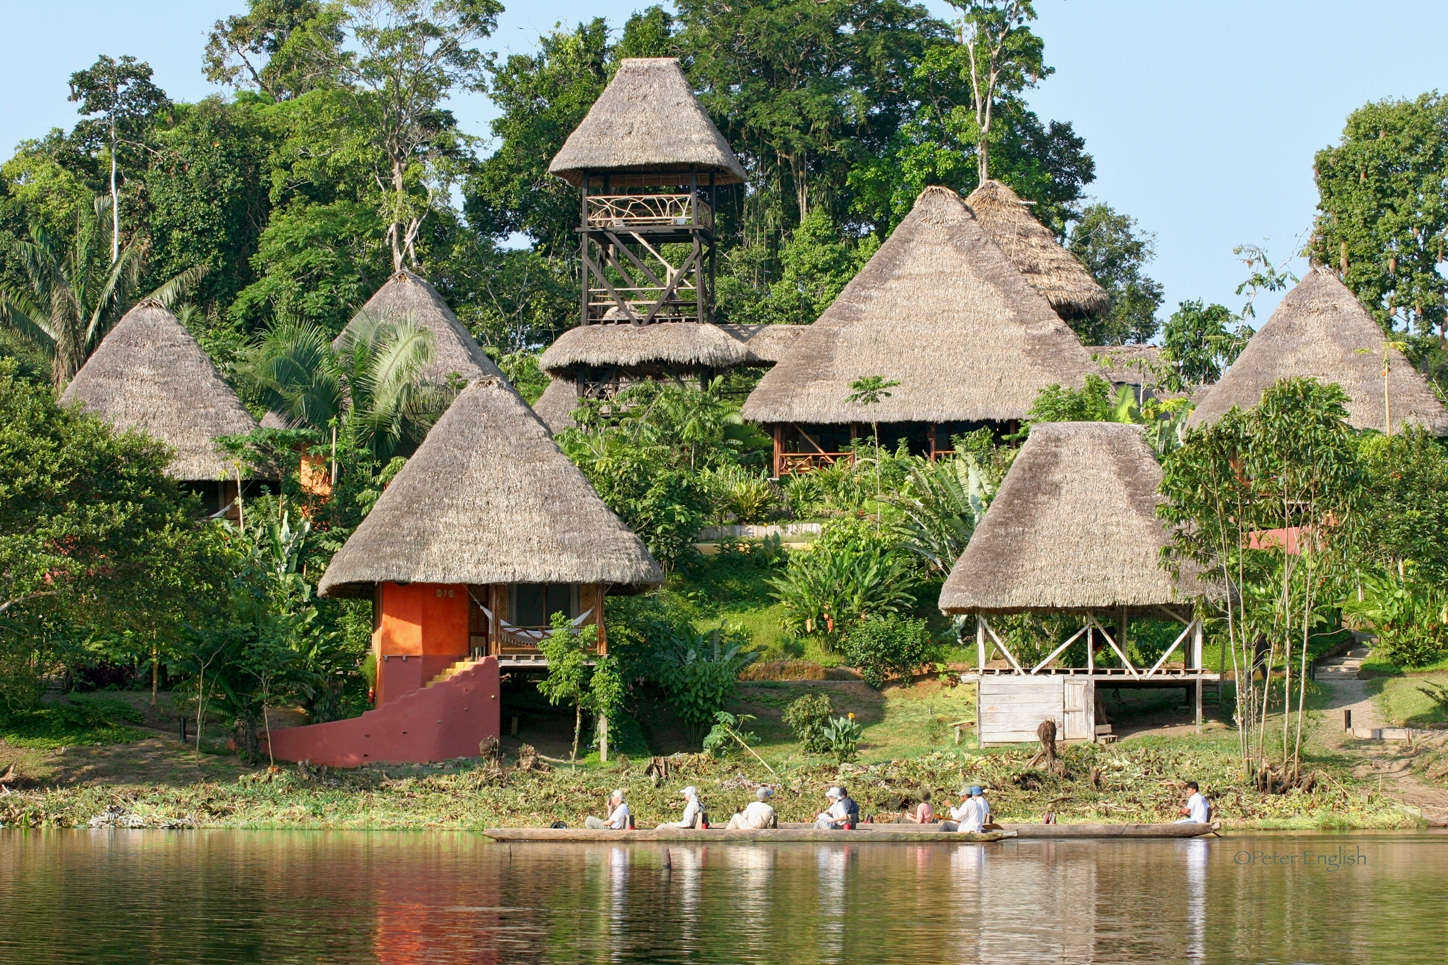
[373,583,469,704]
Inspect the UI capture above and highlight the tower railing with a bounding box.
[586,193,714,231]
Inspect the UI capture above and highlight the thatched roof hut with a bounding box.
[939,422,1202,614]
[1188,268,1448,433]
[539,322,751,377]
[319,377,662,598]
[61,299,260,481]
[533,377,581,435]
[548,58,746,188]
[335,270,502,385]
[966,180,1109,320]
[719,323,808,364]
[741,186,1096,425]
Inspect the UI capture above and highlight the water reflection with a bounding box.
[2,831,1447,964]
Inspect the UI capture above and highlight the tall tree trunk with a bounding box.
[572,702,582,762]
[110,120,120,264]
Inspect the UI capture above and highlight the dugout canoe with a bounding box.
[481,827,1017,844]
[851,821,1220,839]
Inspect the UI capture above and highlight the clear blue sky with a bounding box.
[3,0,1446,325]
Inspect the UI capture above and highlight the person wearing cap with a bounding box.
[814,787,847,829]
[970,785,991,829]
[941,787,984,833]
[658,786,706,829]
[585,789,630,830]
[727,786,779,830]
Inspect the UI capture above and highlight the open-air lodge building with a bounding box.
[938,422,1215,746]
[61,299,269,516]
[741,186,1100,476]
[268,376,661,765]
[1189,266,1448,434]
[538,57,757,399]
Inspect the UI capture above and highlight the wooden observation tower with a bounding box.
[542,58,750,396]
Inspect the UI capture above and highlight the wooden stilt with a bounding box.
[977,616,986,673]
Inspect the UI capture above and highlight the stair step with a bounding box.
[424,659,483,688]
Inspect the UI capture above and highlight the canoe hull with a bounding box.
[482,828,1015,843]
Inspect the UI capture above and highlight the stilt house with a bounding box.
[61,299,266,515]
[1189,267,1448,434]
[539,58,752,396]
[741,186,1098,475]
[938,422,1214,745]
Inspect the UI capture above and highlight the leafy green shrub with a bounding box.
[840,613,934,688]
[655,624,757,745]
[822,714,862,763]
[1344,567,1448,668]
[705,465,779,524]
[783,692,834,753]
[769,520,918,651]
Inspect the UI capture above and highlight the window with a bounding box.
[512,584,576,627]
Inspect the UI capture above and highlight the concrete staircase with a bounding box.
[425,658,484,689]
[1318,645,1370,680]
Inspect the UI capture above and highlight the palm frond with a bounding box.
[147,264,210,309]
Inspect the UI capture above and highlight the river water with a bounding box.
[1,831,1444,964]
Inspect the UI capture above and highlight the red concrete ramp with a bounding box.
[267,657,501,767]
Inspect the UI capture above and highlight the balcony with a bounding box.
[586,193,714,232]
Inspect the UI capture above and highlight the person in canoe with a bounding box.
[1176,782,1211,824]
[972,786,995,829]
[726,787,779,830]
[584,789,630,830]
[814,787,860,829]
[940,789,981,833]
[901,791,935,824]
[658,786,706,829]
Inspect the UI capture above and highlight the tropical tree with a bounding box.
[67,55,170,261]
[1066,202,1164,345]
[1161,299,1248,386]
[950,0,1040,183]
[244,311,449,462]
[0,196,203,383]
[1160,378,1363,785]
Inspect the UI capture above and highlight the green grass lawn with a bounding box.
[1371,674,1448,728]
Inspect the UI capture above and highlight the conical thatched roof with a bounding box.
[741,187,1096,425]
[1188,267,1448,434]
[939,423,1203,614]
[539,322,750,376]
[61,300,260,481]
[548,58,746,188]
[966,180,1109,320]
[335,270,502,385]
[318,377,662,598]
[533,377,581,435]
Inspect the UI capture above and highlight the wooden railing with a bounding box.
[586,194,714,231]
[777,452,855,475]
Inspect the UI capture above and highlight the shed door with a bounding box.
[1063,680,1095,740]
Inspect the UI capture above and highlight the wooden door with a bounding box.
[1063,680,1095,740]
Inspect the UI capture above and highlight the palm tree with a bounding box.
[246,311,450,463]
[0,196,204,384]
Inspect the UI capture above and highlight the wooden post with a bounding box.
[772,424,783,479]
[1087,624,1094,673]
[580,173,591,326]
[976,616,986,673]
[1193,618,1204,733]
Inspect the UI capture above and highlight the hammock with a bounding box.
[468,588,594,647]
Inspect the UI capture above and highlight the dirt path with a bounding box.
[1316,645,1448,823]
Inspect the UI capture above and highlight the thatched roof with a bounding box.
[335,270,502,385]
[966,180,1109,320]
[548,58,746,188]
[533,377,581,435]
[1089,344,1163,385]
[319,377,662,597]
[741,187,1096,425]
[719,323,808,364]
[939,422,1203,614]
[61,300,260,481]
[539,322,751,376]
[1188,267,1448,434]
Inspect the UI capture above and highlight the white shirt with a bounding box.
[607,802,630,830]
[960,798,984,833]
[739,801,776,829]
[1186,792,1209,824]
